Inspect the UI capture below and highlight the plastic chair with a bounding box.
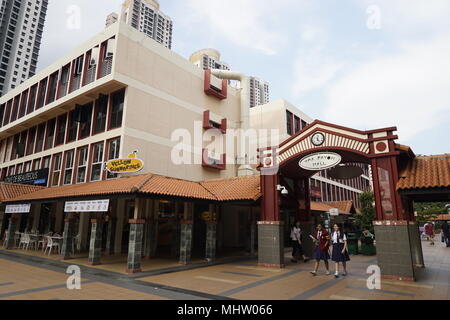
[43,237,60,256]
[18,233,30,250]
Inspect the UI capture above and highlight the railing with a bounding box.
[85,66,97,85]
[100,58,113,78]
[59,82,68,98]
[70,75,81,92]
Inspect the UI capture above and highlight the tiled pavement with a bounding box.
[0,240,449,300]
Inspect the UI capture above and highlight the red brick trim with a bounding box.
[64,218,74,223]
[128,219,146,224]
[178,261,189,266]
[181,220,194,225]
[88,262,102,266]
[90,219,103,224]
[205,221,218,225]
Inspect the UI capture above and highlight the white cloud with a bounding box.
[184,0,301,55]
[323,35,450,141]
[291,26,344,96]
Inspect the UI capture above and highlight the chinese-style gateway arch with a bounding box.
[258,120,424,281]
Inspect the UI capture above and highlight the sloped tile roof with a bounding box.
[433,214,450,221]
[5,173,262,203]
[0,182,45,202]
[323,201,355,214]
[310,202,334,212]
[397,154,450,190]
[200,175,261,201]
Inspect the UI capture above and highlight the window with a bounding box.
[46,71,58,104]
[42,156,51,169]
[67,110,78,142]
[76,146,88,184]
[286,111,293,136]
[90,143,104,182]
[16,163,23,175]
[59,65,70,98]
[36,78,47,109]
[26,127,36,155]
[11,96,19,122]
[51,153,62,186]
[35,123,45,153]
[79,103,92,139]
[0,104,4,128]
[44,118,56,150]
[27,84,37,113]
[93,94,108,134]
[107,138,120,179]
[109,90,124,129]
[19,90,28,118]
[55,114,67,146]
[24,161,31,173]
[3,101,12,126]
[294,116,300,134]
[63,150,74,185]
[32,158,41,171]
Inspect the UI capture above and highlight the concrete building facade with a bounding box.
[0,0,48,96]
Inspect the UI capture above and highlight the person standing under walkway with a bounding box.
[310,224,331,276]
[425,222,435,246]
[331,224,350,278]
[442,221,450,247]
[290,221,308,263]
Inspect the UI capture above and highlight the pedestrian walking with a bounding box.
[331,224,350,278]
[442,221,450,247]
[425,222,435,245]
[290,221,308,263]
[310,224,331,276]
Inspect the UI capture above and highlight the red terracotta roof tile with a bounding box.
[398,154,450,190]
[200,175,261,201]
[323,201,355,214]
[0,182,44,202]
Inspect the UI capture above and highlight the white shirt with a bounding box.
[332,231,347,244]
[291,227,302,241]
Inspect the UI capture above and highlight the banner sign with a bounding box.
[4,168,49,186]
[105,151,144,174]
[299,152,342,171]
[329,208,340,216]
[5,204,31,214]
[64,199,110,213]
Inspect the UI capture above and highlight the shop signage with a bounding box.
[64,199,110,213]
[5,203,31,214]
[105,151,144,174]
[4,168,49,186]
[299,152,342,171]
[329,208,340,216]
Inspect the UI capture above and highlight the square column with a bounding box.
[126,219,145,273]
[143,219,158,259]
[205,222,217,261]
[179,220,193,265]
[257,221,284,268]
[4,218,18,249]
[171,221,181,258]
[88,218,103,266]
[104,218,116,256]
[61,218,75,260]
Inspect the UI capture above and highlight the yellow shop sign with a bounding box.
[106,151,144,174]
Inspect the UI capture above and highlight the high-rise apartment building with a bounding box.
[0,0,48,97]
[105,12,118,28]
[120,0,173,49]
[249,77,270,108]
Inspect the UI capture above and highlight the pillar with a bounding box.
[171,202,181,258]
[79,212,90,251]
[88,218,103,266]
[371,150,422,281]
[114,199,125,255]
[250,219,256,256]
[179,202,193,265]
[126,219,145,273]
[104,218,116,256]
[54,202,64,234]
[258,174,284,268]
[4,217,18,249]
[205,221,217,261]
[31,205,41,233]
[61,217,75,260]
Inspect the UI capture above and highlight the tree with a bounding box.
[414,202,449,226]
[354,191,376,234]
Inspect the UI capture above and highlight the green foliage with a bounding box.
[414,202,449,226]
[354,191,376,234]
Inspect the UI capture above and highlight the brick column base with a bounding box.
[126,220,145,274]
[257,221,285,268]
[179,221,193,265]
[88,219,103,266]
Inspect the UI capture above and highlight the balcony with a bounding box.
[202,149,226,170]
[203,110,227,134]
[85,66,97,85]
[71,74,82,92]
[100,58,113,78]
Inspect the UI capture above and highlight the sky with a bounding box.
[37,0,450,156]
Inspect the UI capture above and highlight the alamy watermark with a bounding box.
[66,265,81,290]
[366,5,382,30]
